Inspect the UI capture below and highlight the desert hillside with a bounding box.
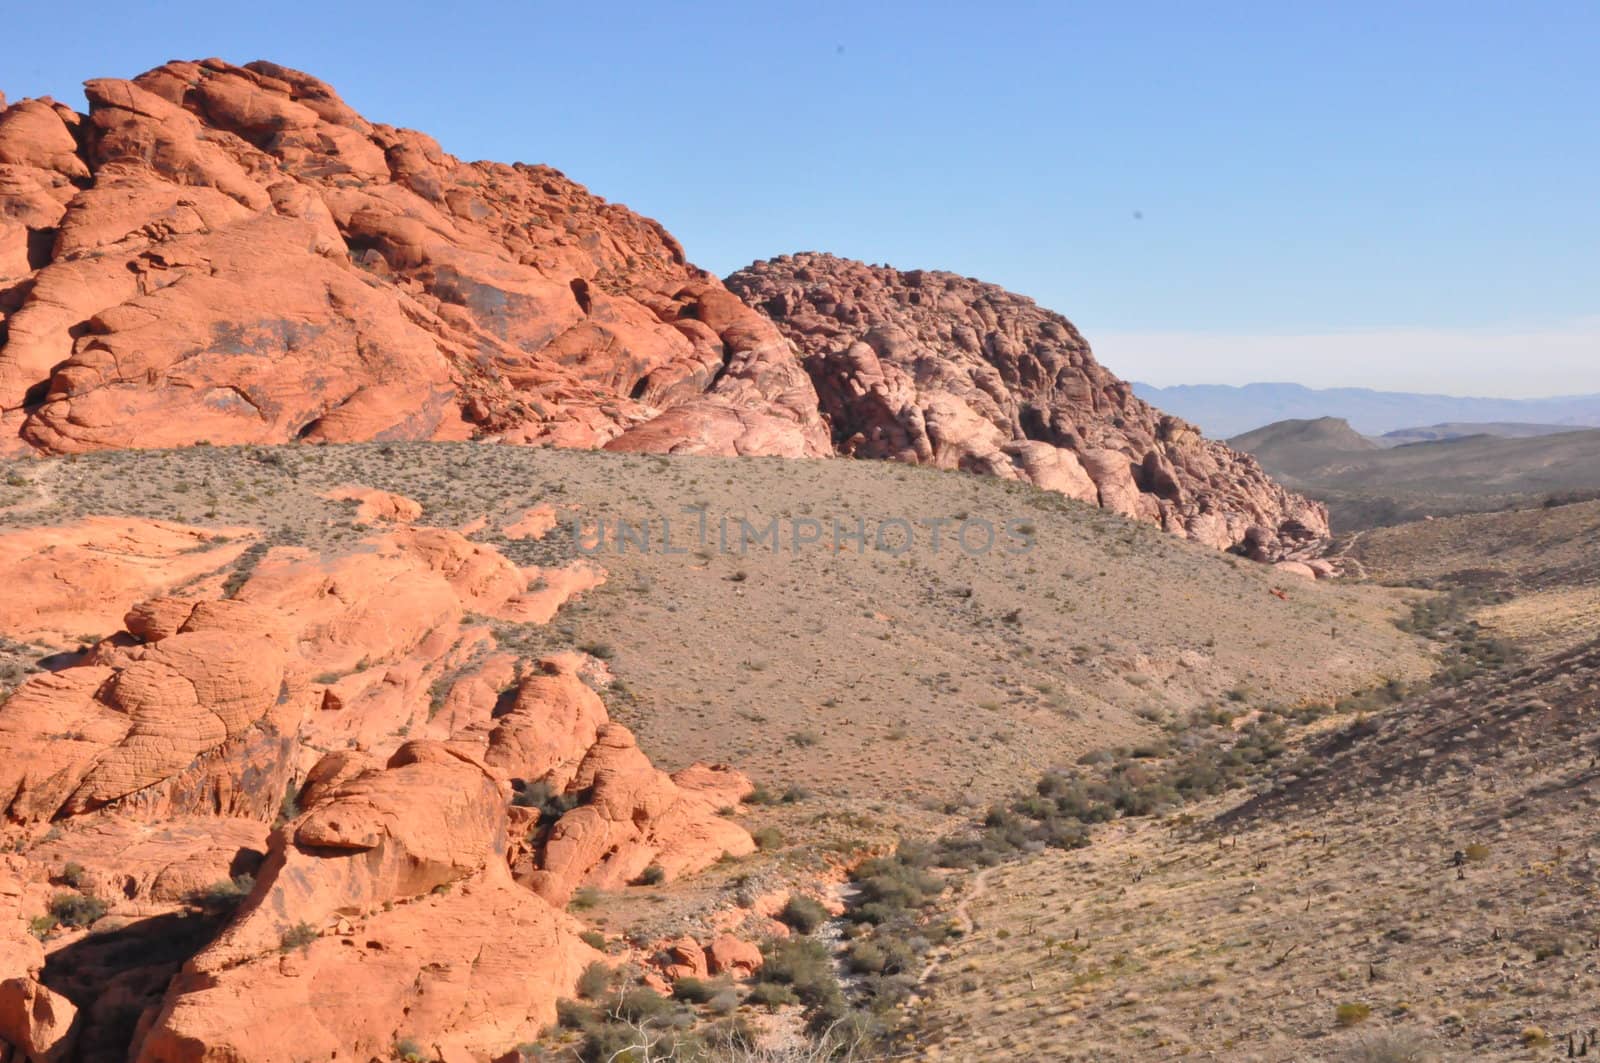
[902,500,1600,1061]
[1135,382,1600,439]
[0,47,1589,1063]
[0,442,1431,1061]
[0,443,1424,814]
[1378,422,1580,446]
[1231,417,1600,528]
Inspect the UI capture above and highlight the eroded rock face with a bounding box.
[0,513,752,1061]
[479,658,757,906]
[0,519,613,828]
[0,518,255,648]
[0,856,78,1063]
[26,816,267,914]
[0,60,828,458]
[137,743,598,1061]
[727,253,1330,553]
[522,721,756,905]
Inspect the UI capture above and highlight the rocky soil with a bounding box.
[902,502,1600,1061]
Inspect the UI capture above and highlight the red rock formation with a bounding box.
[727,253,1330,554]
[0,515,753,1061]
[501,504,561,541]
[656,937,711,982]
[0,62,1322,553]
[706,934,765,978]
[137,744,599,1061]
[319,484,423,524]
[527,722,756,903]
[0,60,828,458]
[25,816,267,914]
[483,659,757,905]
[0,519,611,827]
[0,857,77,1063]
[0,517,255,647]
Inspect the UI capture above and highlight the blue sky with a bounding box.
[3,1,1596,395]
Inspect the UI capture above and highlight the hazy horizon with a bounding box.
[1130,378,1600,402]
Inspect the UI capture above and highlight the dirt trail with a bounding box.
[916,865,995,987]
[1323,528,1371,580]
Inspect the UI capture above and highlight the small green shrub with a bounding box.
[755,937,841,1010]
[743,982,798,1008]
[751,826,784,850]
[576,961,612,1000]
[279,922,319,952]
[614,987,673,1024]
[778,894,830,934]
[1340,1028,1438,1063]
[670,976,720,1004]
[393,1037,429,1063]
[1336,1002,1373,1027]
[49,892,107,929]
[511,780,580,823]
[186,874,255,911]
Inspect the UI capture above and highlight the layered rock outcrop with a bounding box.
[0,510,754,1061]
[0,60,828,458]
[728,254,1330,553]
[0,518,255,647]
[1,857,77,1063]
[478,658,758,904]
[135,743,600,1062]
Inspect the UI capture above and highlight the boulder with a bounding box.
[136,867,596,1062]
[706,934,764,978]
[527,723,755,905]
[482,660,609,791]
[1273,561,1318,581]
[320,485,424,524]
[657,937,708,982]
[0,856,78,1062]
[134,741,598,1061]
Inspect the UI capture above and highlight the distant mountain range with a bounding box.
[1133,382,1600,438]
[1227,416,1600,529]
